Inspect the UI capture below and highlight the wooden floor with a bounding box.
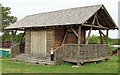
[12,54,55,65]
[64,57,109,63]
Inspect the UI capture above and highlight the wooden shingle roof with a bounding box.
[6,4,118,30]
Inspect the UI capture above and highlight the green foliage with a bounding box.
[88,35,100,44]
[88,35,118,54]
[110,39,120,45]
[108,46,117,53]
[1,33,24,43]
[2,32,11,42]
[1,5,17,32]
[13,33,24,43]
[0,5,17,43]
[88,34,117,45]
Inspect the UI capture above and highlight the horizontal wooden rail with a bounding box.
[63,44,109,63]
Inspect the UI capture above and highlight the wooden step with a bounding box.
[12,53,55,65]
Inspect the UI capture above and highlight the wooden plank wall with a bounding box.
[54,27,79,48]
[54,28,65,48]
[31,30,46,58]
[81,30,86,44]
[65,32,78,44]
[46,29,54,58]
[25,28,54,59]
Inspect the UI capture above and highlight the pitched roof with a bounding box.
[5,4,118,29]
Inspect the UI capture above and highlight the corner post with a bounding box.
[11,30,17,46]
[106,29,109,44]
[99,30,103,44]
[77,25,81,66]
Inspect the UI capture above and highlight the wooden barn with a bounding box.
[6,4,118,65]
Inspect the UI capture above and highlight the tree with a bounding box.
[1,5,17,32]
[88,35,100,44]
[88,34,114,45]
[0,4,17,42]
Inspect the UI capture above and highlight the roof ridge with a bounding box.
[27,4,103,17]
[6,4,117,30]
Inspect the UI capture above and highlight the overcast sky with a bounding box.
[0,0,119,38]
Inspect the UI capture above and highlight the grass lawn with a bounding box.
[1,55,119,73]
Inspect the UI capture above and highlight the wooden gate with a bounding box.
[31,31,46,58]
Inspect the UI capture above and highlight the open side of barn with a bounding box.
[5,4,118,65]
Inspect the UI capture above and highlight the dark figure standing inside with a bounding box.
[51,48,54,61]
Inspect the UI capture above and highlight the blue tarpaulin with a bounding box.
[0,50,9,57]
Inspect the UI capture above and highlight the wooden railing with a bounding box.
[54,47,63,64]
[63,44,109,63]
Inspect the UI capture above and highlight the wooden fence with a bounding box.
[11,42,25,57]
[56,44,109,63]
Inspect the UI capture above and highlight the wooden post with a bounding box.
[77,25,81,66]
[19,31,26,43]
[85,27,92,45]
[99,30,106,38]
[96,15,108,29]
[61,30,68,46]
[11,30,17,46]
[61,29,68,61]
[99,30,109,44]
[106,29,109,44]
[99,30,103,44]
[85,13,96,45]
[11,30,17,58]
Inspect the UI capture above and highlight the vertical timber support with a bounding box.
[19,30,26,43]
[85,13,96,45]
[77,25,81,66]
[99,30,103,44]
[85,27,92,45]
[106,29,109,44]
[61,29,68,45]
[61,29,68,61]
[99,30,108,44]
[11,30,17,57]
[11,30,17,46]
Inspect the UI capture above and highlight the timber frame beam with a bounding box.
[83,13,108,29]
[70,27,78,37]
[83,24,106,29]
[85,13,109,44]
[96,15,109,29]
[85,13,97,44]
[61,29,68,46]
[99,30,103,44]
[99,30,109,44]
[99,30,106,37]
[11,30,17,36]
